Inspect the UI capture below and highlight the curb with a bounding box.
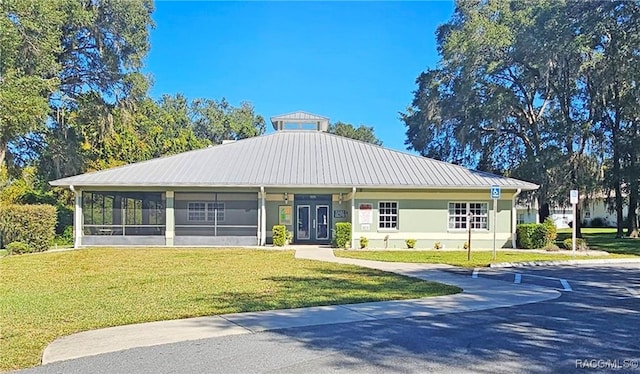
[490,258,640,268]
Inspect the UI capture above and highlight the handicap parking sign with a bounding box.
[490,185,501,199]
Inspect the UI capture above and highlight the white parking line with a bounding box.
[472,268,479,279]
[560,279,572,292]
[514,273,522,284]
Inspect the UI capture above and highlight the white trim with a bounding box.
[165,191,175,246]
[378,201,399,230]
[73,187,83,248]
[260,187,266,245]
[447,201,489,231]
[351,187,356,248]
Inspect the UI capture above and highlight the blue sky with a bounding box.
[144,1,455,152]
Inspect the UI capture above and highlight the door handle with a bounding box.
[313,219,316,229]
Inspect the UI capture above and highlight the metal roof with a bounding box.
[50,131,539,190]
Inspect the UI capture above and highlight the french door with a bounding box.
[294,195,331,244]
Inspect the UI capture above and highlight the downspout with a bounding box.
[351,187,356,249]
[512,188,522,248]
[260,186,266,246]
[70,185,82,249]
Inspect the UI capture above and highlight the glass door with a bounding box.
[316,205,329,240]
[297,205,310,240]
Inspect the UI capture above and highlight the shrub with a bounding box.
[272,225,287,246]
[590,217,606,228]
[405,239,416,249]
[433,241,442,250]
[53,225,74,246]
[334,222,352,248]
[6,241,31,255]
[516,224,537,249]
[563,238,589,251]
[539,217,557,245]
[517,218,557,249]
[359,236,368,249]
[0,204,57,252]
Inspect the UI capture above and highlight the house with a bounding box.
[517,195,628,229]
[50,111,539,249]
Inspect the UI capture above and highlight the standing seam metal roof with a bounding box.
[50,131,539,190]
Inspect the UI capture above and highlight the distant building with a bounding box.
[517,194,628,229]
[51,111,538,249]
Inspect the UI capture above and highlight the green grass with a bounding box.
[0,249,7,257]
[334,250,634,268]
[557,228,640,255]
[0,248,459,371]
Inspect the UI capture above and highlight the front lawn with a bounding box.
[0,248,459,371]
[334,250,634,268]
[558,228,640,255]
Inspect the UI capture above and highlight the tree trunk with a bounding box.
[0,139,6,169]
[628,191,638,238]
[612,123,624,238]
[576,206,582,238]
[627,175,639,238]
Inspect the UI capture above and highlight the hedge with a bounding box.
[334,222,352,248]
[0,204,57,252]
[516,218,557,249]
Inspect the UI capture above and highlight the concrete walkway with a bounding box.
[42,248,560,365]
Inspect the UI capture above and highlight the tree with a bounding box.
[328,122,382,145]
[0,0,62,168]
[192,98,266,145]
[401,0,632,235]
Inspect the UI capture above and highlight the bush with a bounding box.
[516,218,557,249]
[359,236,368,249]
[405,239,416,249]
[53,226,74,246]
[0,204,57,252]
[590,217,606,228]
[6,241,31,255]
[563,238,589,251]
[334,222,352,248]
[272,225,287,247]
[516,224,536,248]
[433,241,442,250]
[539,217,557,245]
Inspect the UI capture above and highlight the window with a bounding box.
[207,202,225,222]
[188,202,225,222]
[517,213,525,225]
[448,202,488,230]
[188,202,206,221]
[378,201,398,229]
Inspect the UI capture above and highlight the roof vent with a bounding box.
[270,111,330,132]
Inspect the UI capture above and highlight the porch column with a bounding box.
[166,191,175,246]
[260,187,266,246]
[351,187,356,249]
[72,187,83,248]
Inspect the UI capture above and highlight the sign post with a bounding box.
[491,185,501,261]
[570,190,579,257]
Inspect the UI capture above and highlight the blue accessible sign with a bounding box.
[490,185,501,199]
